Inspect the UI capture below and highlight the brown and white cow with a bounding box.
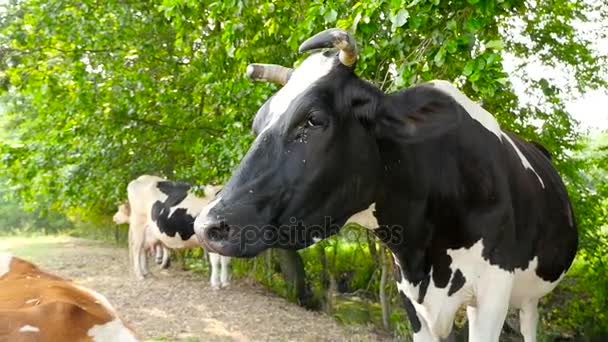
[118,175,230,289]
[0,253,137,342]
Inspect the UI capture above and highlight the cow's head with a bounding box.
[193,28,460,257]
[113,202,131,225]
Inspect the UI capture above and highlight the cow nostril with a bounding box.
[206,221,231,242]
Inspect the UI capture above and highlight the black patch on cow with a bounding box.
[417,275,430,304]
[150,181,196,241]
[156,181,191,205]
[448,269,465,296]
[401,293,421,333]
[432,252,452,289]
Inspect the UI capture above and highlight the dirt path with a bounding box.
[1,236,395,342]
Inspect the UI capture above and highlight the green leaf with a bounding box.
[389,9,409,31]
[324,9,337,24]
[463,60,475,76]
[446,40,458,53]
[485,39,504,50]
[466,18,481,31]
[434,47,446,66]
[475,58,486,71]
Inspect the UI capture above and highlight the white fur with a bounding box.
[430,80,502,140]
[0,252,12,278]
[113,209,130,225]
[209,253,231,289]
[260,52,336,133]
[87,318,137,342]
[394,239,561,341]
[147,221,199,249]
[19,325,39,333]
[501,132,545,188]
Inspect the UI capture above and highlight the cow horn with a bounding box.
[298,28,357,67]
[246,63,293,85]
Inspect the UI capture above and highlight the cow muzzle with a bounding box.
[194,217,266,258]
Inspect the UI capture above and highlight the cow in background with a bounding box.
[0,253,137,341]
[114,202,171,269]
[120,175,230,289]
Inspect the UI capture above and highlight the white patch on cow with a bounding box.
[430,80,502,140]
[501,132,545,188]
[346,203,378,229]
[88,318,137,342]
[261,52,336,133]
[393,239,558,339]
[510,256,563,308]
[19,325,39,333]
[0,252,12,278]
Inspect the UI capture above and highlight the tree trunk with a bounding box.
[317,243,333,313]
[379,244,391,329]
[276,249,314,309]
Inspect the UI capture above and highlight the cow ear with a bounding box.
[374,87,464,142]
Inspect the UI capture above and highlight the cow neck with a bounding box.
[372,138,438,286]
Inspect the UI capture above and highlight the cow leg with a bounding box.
[129,219,148,280]
[209,252,221,289]
[519,299,539,342]
[139,249,149,276]
[468,274,512,342]
[466,305,477,339]
[413,321,439,342]
[155,244,163,265]
[220,255,231,288]
[160,247,171,269]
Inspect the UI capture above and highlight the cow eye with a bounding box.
[305,113,326,128]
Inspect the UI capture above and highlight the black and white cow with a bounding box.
[193,28,578,341]
[123,175,230,289]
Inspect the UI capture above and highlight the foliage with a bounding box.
[541,132,608,336]
[0,0,607,337]
[0,183,72,235]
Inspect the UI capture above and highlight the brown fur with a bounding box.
[0,255,137,341]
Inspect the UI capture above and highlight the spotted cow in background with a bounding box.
[123,175,230,289]
[194,29,578,341]
[0,253,137,342]
[114,202,172,269]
